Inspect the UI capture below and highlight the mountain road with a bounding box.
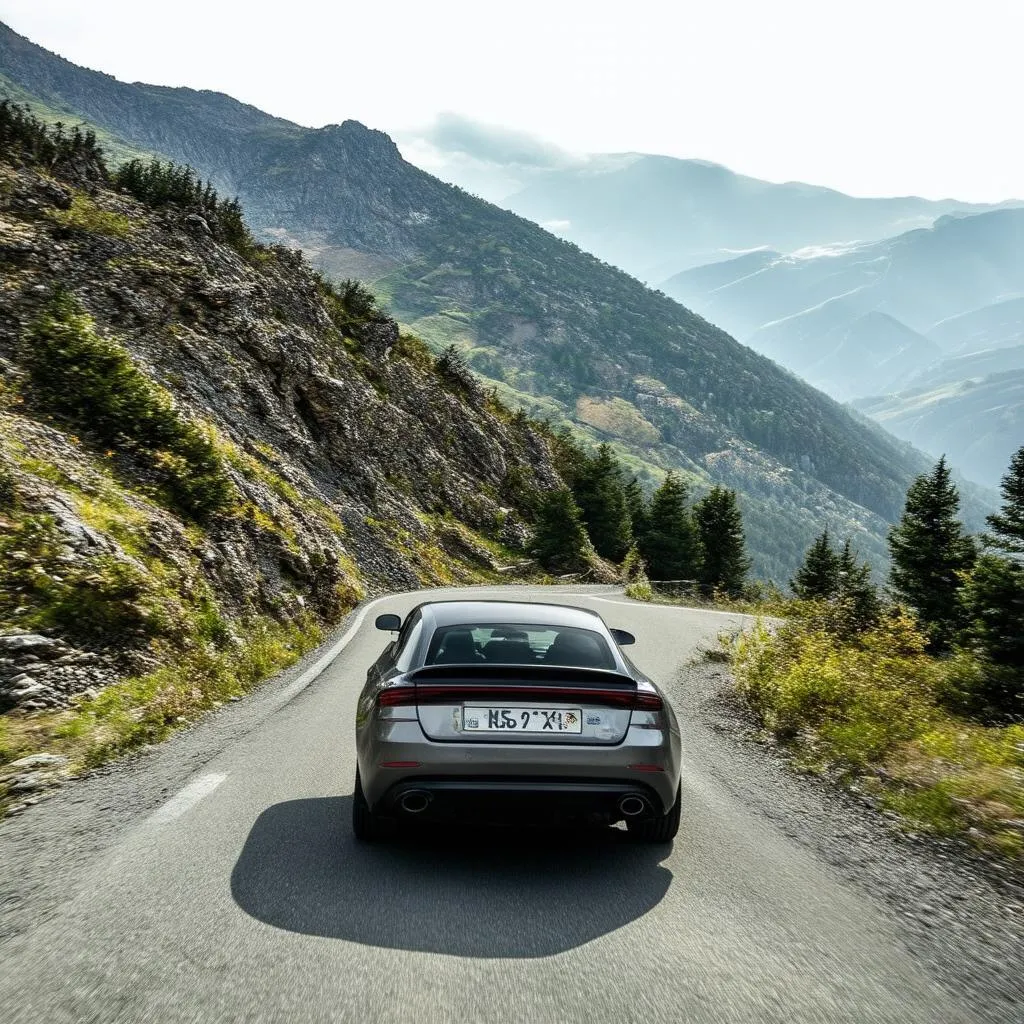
[0,586,1010,1023]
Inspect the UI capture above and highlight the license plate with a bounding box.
[462,706,583,733]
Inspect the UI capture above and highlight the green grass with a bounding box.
[45,193,135,238]
[0,612,324,817]
[732,607,1024,857]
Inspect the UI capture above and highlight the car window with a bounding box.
[394,612,424,672]
[424,623,615,670]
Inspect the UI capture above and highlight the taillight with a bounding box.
[380,682,662,710]
[377,685,417,706]
[633,690,663,711]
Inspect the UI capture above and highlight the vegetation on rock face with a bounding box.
[0,113,565,805]
[114,159,251,253]
[23,291,236,522]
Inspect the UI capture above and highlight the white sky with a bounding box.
[1,0,1021,201]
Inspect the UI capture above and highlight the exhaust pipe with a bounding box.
[399,790,431,814]
[619,795,647,817]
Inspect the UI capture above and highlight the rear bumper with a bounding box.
[380,777,667,826]
[357,720,681,816]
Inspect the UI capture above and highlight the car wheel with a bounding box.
[352,767,382,841]
[631,783,681,843]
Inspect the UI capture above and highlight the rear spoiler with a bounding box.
[386,665,661,710]
[409,664,636,688]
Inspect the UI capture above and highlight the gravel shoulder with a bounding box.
[675,655,1023,1024]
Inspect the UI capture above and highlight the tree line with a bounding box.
[790,446,1024,722]
[0,100,103,169]
[533,435,751,597]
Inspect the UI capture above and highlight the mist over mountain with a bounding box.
[0,21,998,577]
[398,114,1017,283]
[661,210,1024,484]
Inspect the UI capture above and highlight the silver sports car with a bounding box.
[352,600,682,842]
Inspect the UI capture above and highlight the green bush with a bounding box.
[22,291,235,521]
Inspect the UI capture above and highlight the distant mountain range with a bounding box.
[0,21,999,575]
[499,157,1017,282]
[659,211,1024,484]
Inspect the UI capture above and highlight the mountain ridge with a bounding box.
[0,20,996,578]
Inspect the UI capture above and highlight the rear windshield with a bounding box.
[424,623,616,670]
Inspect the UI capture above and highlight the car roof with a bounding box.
[419,600,607,631]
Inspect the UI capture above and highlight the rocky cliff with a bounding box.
[0,121,568,793]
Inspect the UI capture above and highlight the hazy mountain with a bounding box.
[664,211,1024,390]
[853,371,1024,489]
[0,20,996,579]
[927,297,1024,353]
[502,155,1015,282]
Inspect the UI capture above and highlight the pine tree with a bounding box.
[985,445,1024,555]
[888,456,976,649]
[693,486,750,597]
[790,528,841,600]
[624,476,649,544]
[572,444,632,562]
[837,539,881,630]
[531,489,591,571]
[958,553,1024,720]
[640,471,701,581]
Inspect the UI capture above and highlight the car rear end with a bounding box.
[357,660,681,831]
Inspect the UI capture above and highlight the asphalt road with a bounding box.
[0,586,987,1023]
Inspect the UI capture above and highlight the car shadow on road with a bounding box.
[230,796,673,957]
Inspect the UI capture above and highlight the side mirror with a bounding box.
[610,628,636,646]
[375,613,402,632]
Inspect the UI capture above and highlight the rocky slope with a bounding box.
[0,128,572,792]
[0,19,983,581]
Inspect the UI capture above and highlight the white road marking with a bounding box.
[146,773,227,826]
[143,596,395,828]
[275,594,392,704]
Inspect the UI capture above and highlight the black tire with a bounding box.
[631,783,681,843]
[352,767,381,842]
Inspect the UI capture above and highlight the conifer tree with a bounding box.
[693,486,750,596]
[958,554,1024,721]
[837,539,881,630]
[573,444,632,562]
[985,445,1024,555]
[640,471,701,581]
[531,489,591,571]
[791,528,841,600]
[888,456,975,648]
[624,476,649,545]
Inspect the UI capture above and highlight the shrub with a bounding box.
[734,608,939,763]
[0,101,104,170]
[22,291,235,521]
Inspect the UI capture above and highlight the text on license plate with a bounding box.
[462,706,583,733]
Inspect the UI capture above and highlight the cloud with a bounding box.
[417,112,576,170]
